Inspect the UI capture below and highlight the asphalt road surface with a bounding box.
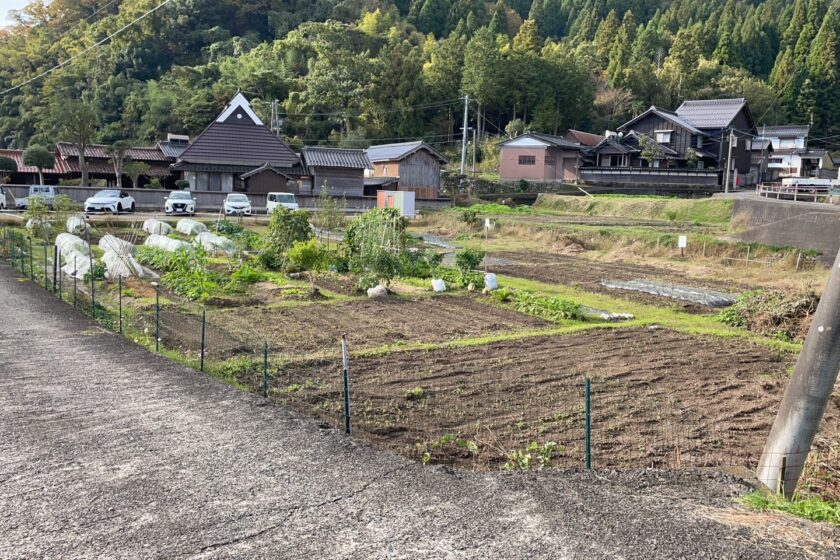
[0,263,837,559]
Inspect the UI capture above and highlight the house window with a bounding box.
[545,154,556,166]
[779,139,796,149]
[207,173,222,192]
[655,130,672,144]
[696,136,703,149]
[518,155,536,165]
[608,155,625,167]
[652,159,661,168]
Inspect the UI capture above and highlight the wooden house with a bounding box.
[300,147,370,197]
[583,98,757,187]
[172,93,305,193]
[365,141,447,199]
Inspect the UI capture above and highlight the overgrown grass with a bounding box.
[533,194,734,225]
[739,491,840,525]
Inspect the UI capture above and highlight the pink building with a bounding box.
[498,131,603,183]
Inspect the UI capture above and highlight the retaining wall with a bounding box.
[730,195,840,263]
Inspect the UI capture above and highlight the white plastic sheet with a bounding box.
[431,278,446,292]
[61,249,92,278]
[196,231,235,255]
[98,234,135,256]
[66,216,89,235]
[176,218,207,236]
[55,233,90,257]
[143,218,172,236]
[144,233,192,253]
[102,250,157,280]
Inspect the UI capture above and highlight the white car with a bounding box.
[267,192,299,213]
[165,191,196,215]
[84,189,136,214]
[223,193,252,216]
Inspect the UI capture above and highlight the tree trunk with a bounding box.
[78,142,89,187]
[37,169,43,184]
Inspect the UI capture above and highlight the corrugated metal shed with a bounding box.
[675,98,747,130]
[302,147,371,169]
[366,141,448,164]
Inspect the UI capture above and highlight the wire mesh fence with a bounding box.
[1,223,835,486]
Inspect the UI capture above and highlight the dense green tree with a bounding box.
[22,145,53,184]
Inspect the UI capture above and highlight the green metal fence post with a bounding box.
[153,282,160,352]
[88,248,95,320]
[43,243,48,290]
[118,275,123,334]
[58,255,62,300]
[10,232,15,268]
[584,377,592,470]
[199,307,206,372]
[341,333,351,435]
[52,245,58,293]
[28,237,33,280]
[73,256,77,308]
[263,340,269,398]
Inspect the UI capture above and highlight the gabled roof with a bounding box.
[618,106,705,135]
[178,94,299,168]
[216,92,264,125]
[593,131,678,157]
[564,129,605,146]
[750,139,774,152]
[675,98,748,130]
[757,125,810,138]
[498,132,584,149]
[240,162,309,180]
[302,146,371,169]
[0,149,60,174]
[366,140,448,164]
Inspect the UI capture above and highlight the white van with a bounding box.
[266,192,299,213]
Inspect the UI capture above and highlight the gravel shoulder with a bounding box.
[0,263,836,559]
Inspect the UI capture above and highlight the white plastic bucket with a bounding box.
[484,273,498,290]
[431,278,446,292]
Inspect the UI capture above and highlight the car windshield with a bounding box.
[276,194,295,203]
[228,194,248,202]
[95,190,119,198]
[170,192,192,200]
[33,186,50,193]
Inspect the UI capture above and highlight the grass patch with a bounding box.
[739,491,840,525]
[533,194,734,225]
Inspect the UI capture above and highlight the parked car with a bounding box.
[223,193,252,216]
[266,192,299,213]
[84,190,136,214]
[0,186,6,210]
[165,191,196,215]
[16,185,57,210]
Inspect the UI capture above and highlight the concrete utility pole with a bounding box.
[460,95,469,178]
[724,128,735,193]
[756,247,840,498]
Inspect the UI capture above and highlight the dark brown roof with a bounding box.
[178,121,300,168]
[302,147,370,169]
[564,129,605,146]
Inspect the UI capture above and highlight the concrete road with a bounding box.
[0,264,836,559]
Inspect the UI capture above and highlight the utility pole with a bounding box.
[756,247,840,498]
[460,95,469,178]
[724,128,735,193]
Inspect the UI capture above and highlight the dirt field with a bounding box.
[490,250,740,311]
[210,295,549,356]
[243,327,839,498]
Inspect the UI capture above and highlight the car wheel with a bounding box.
[115,204,122,215]
[129,202,135,213]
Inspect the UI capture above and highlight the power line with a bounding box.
[1,0,176,95]
[280,98,464,118]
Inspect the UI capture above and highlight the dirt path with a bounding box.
[0,263,836,559]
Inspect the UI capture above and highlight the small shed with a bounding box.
[366,141,448,199]
[300,147,370,197]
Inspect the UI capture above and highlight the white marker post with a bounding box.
[678,235,687,258]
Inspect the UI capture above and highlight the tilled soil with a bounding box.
[213,295,550,356]
[252,327,839,499]
[491,250,739,311]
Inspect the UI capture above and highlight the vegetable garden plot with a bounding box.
[245,328,839,480]
[210,295,550,356]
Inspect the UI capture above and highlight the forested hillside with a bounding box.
[0,0,838,151]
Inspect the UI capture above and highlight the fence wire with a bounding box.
[1,224,835,488]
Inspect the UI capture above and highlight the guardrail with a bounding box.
[756,183,835,203]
